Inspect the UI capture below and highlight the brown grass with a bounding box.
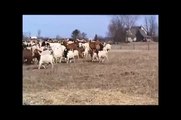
[23,42,158,105]
[111,41,158,50]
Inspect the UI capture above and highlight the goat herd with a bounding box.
[22,39,112,69]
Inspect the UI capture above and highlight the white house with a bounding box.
[30,36,37,39]
[126,26,152,42]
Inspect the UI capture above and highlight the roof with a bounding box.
[139,29,149,38]
[127,26,151,38]
[131,26,141,29]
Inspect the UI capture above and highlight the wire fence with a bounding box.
[111,42,158,50]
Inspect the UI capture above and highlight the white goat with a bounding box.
[92,51,99,61]
[103,44,111,51]
[83,47,89,59]
[51,45,66,63]
[49,43,61,48]
[38,50,54,69]
[67,41,74,44]
[98,50,109,63]
[66,50,75,63]
[73,50,79,59]
[79,43,83,48]
[82,43,89,49]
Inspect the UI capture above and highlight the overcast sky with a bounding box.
[23,15,158,38]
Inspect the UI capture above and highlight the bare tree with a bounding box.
[56,35,61,40]
[144,15,158,37]
[107,16,124,43]
[120,15,139,29]
[23,32,29,41]
[28,32,31,38]
[37,29,41,38]
[94,34,98,40]
[144,17,149,32]
[97,35,106,42]
[81,32,87,39]
[107,15,140,43]
[149,16,157,37]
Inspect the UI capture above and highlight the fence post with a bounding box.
[147,41,150,50]
[133,42,135,50]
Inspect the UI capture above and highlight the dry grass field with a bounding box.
[23,42,158,105]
